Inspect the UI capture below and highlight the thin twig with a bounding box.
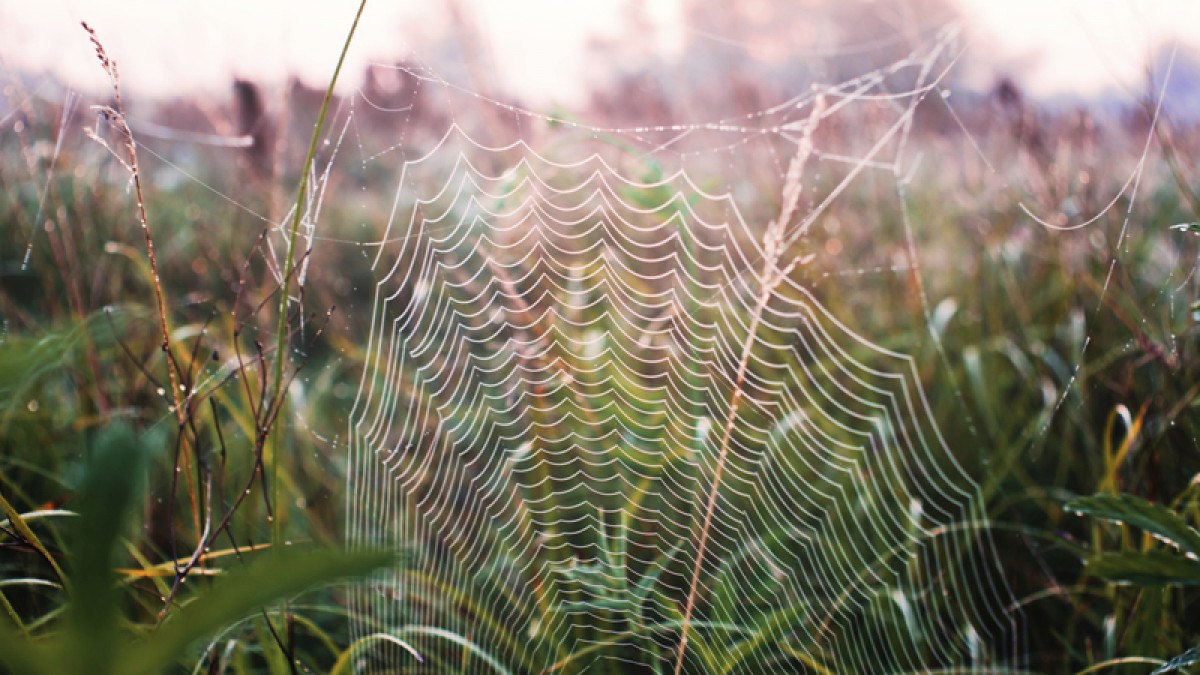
[673,128,816,674]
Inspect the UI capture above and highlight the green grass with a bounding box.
[2,13,1200,674]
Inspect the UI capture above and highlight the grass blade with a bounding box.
[1068,493,1200,556]
[1085,550,1200,586]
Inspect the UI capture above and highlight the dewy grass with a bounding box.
[4,6,1200,673]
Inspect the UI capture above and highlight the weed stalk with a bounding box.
[673,131,815,674]
[81,22,200,540]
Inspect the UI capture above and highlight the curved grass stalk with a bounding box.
[1072,658,1168,675]
[394,625,513,675]
[290,613,345,664]
[0,494,66,586]
[330,633,423,673]
[399,569,543,672]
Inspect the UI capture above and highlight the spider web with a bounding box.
[340,28,1026,674]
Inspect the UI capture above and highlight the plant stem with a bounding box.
[672,286,769,675]
[672,133,813,674]
[265,1,367,667]
[82,22,200,540]
[268,0,367,540]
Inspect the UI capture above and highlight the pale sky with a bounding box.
[0,0,1196,105]
[955,0,1199,96]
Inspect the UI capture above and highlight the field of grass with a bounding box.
[2,12,1200,675]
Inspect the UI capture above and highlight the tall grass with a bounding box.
[1,10,393,674]
[1,8,1199,674]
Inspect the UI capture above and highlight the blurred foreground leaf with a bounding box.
[123,547,395,675]
[0,422,395,675]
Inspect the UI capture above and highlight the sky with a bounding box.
[955,0,1199,96]
[0,0,1197,105]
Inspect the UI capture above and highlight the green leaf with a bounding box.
[63,423,147,674]
[1085,550,1200,586]
[122,547,395,675]
[1067,493,1200,556]
[0,615,51,675]
[0,425,151,675]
